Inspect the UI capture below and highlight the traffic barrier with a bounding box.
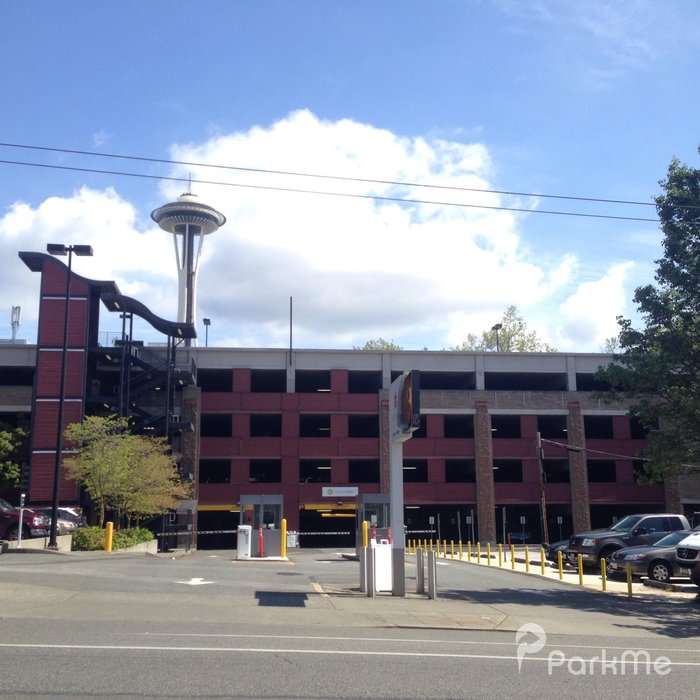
[487,543,492,565]
[476,542,481,562]
[557,550,564,579]
[601,557,607,592]
[540,547,545,576]
[524,546,529,573]
[498,544,503,567]
[577,553,584,586]
[104,521,114,553]
[626,563,633,599]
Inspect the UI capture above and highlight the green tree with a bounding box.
[110,433,191,528]
[0,423,27,495]
[354,337,404,351]
[598,149,700,479]
[451,306,556,352]
[63,415,191,527]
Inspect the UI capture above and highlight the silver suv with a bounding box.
[675,530,700,587]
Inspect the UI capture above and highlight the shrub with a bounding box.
[71,526,154,551]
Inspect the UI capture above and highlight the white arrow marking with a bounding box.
[175,578,215,586]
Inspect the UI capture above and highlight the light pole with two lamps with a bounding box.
[46,243,93,549]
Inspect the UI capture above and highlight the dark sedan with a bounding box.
[607,530,693,582]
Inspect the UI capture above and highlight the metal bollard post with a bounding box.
[359,546,367,592]
[104,521,114,552]
[601,557,607,592]
[540,547,545,576]
[498,544,503,567]
[626,562,633,599]
[487,542,492,565]
[476,542,481,563]
[281,518,287,559]
[459,540,463,560]
[416,548,425,594]
[427,550,438,600]
[510,545,515,569]
[366,547,376,598]
[524,546,529,573]
[450,540,454,559]
[578,554,584,586]
[557,550,563,580]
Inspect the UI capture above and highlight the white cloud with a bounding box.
[554,262,634,349]
[1,111,638,351]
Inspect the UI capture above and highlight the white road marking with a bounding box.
[0,643,698,666]
[174,578,215,586]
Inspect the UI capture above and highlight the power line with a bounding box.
[0,157,659,223]
[0,140,665,210]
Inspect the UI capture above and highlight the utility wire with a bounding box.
[0,158,659,223]
[0,141,667,210]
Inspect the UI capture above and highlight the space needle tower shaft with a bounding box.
[151,193,225,345]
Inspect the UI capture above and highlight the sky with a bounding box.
[1,1,698,352]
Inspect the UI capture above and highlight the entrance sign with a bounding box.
[322,487,358,497]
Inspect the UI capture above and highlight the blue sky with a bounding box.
[1,1,698,351]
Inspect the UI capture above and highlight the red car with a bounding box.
[0,497,48,540]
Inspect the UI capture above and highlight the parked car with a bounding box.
[34,508,79,536]
[675,530,700,587]
[56,506,86,527]
[544,540,570,564]
[566,513,690,568]
[607,530,692,582]
[0,497,48,540]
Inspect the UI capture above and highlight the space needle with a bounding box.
[151,193,226,346]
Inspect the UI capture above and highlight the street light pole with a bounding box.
[203,317,211,347]
[491,323,503,352]
[536,431,550,544]
[46,243,93,549]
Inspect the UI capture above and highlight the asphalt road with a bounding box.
[1,548,699,699]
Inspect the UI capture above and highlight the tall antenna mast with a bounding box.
[11,306,20,341]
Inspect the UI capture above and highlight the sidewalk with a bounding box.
[411,544,700,601]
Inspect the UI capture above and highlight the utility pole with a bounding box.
[536,431,550,544]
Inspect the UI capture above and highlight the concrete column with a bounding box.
[474,401,496,543]
[567,402,591,533]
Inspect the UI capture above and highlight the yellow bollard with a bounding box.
[601,557,607,592]
[540,547,545,576]
[281,518,287,558]
[578,554,584,586]
[510,544,515,569]
[626,563,633,599]
[467,541,472,560]
[443,540,447,558]
[524,546,530,573]
[459,540,463,560]
[498,543,503,567]
[487,542,492,565]
[450,540,455,559]
[557,550,563,580]
[476,542,482,563]
[362,520,369,548]
[104,521,114,553]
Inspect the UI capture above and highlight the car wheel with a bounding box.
[648,560,671,583]
[5,526,25,541]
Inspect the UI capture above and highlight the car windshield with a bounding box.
[610,515,643,532]
[652,531,690,547]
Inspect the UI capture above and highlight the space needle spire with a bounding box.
[151,193,225,345]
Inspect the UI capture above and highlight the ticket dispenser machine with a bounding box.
[239,495,283,557]
[356,494,390,551]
